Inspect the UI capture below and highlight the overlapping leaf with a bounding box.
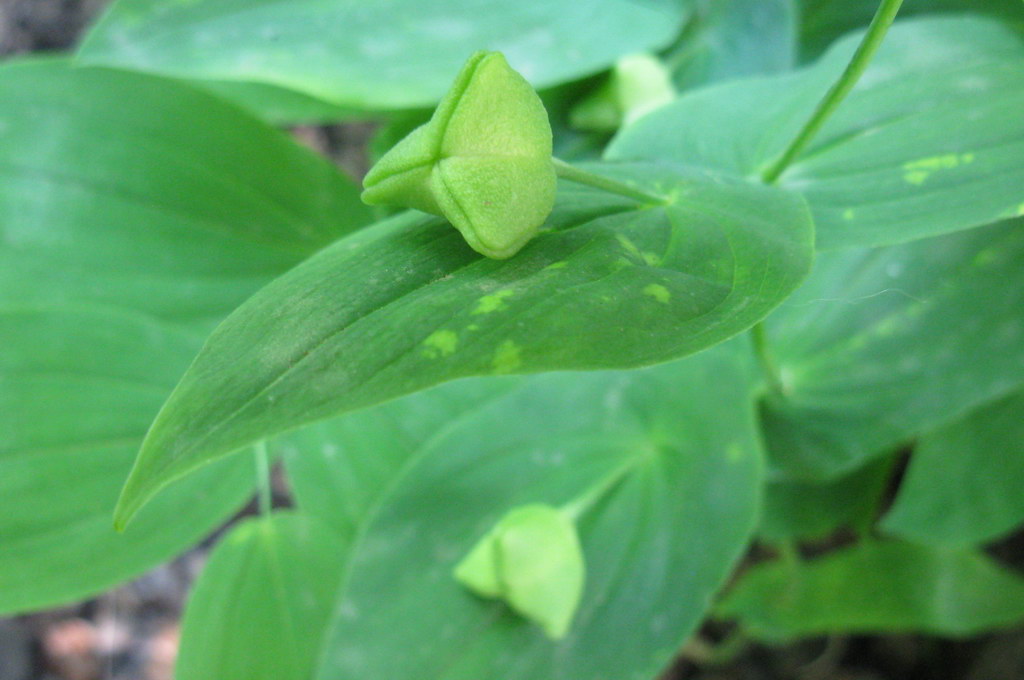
[112,162,812,525]
[760,220,1024,479]
[0,308,255,614]
[759,456,894,542]
[667,0,796,90]
[0,59,369,611]
[0,59,368,325]
[276,343,764,680]
[609,16,1024,249]
[882,391,1024,547]
[176,513,348,680]
[719,540,1024,640]
[77,0,687,115]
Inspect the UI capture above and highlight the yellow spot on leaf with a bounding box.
[544,261,568,270]
[902,153,975,186]
[474,289,515,314]
[616,234,642,258]
[422,329,458,358]
[842,208,855,221]
[492,340,522,373]
[643,283,670,303]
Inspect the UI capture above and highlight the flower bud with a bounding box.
[361,51,557,259]
[454,504,585,639]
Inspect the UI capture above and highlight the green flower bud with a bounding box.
[571,53,675,132]
[361,51,557,259]
[454,504,585,640]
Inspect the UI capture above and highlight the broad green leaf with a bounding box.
[112,162,813,525]
[718,540,1024,640]
[0,307,255,614]
[311,343,763,680]
[609,16,1024,249]
[799,0,1024,60]
[759,455,894,543]
[77,0,687,115]
[280,379,522,539]
[668,0,796,90]
[882,391,1024,548]
[0,59,369,325]
[176,513,347,680]
[760,220,1024,480]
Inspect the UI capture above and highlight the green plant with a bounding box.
[3,0,1024,678]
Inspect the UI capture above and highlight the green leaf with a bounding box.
[77,0,687,115]
[113,162,812,525]
[309,343,763,679]
[0,307,255,614]
[176,513,347,680]
[0,59,366,612]
[667,0,797,90]
[718,540,1024,641]
[279,379,523,538]
[882,391,1024,548]
[760,219,1024,480]
[609,16,1024,249]
[0,59,369,325]
[799,0,1024,60]
[759,455,894,543]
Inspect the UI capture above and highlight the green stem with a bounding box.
[751,322,785,396]
[553,157,669,206]
[255,441,272,516]
[562,456,642,521]
[760,0,905,183]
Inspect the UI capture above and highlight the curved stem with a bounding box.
[751,322,785,396]
[553,157,670,206]
[760,0,905,184]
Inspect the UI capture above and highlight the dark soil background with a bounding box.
[2,2,1023,679]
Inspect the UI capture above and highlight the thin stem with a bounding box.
[751,322,785,396]
[760,0,904,183]
[562,456,642,522]
[553,157,669,206]
[255,440,272,516]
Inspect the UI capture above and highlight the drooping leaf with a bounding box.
[112,162,812,525]
[176,513,347,680]
[77,0,687,115]
[609,16,1024,249]
[759,455,894,543]
[882,391,1024,548]
[0,59,369,326]
[759,220,1024,480]
[0,307,255,614]
[303,342,763,680]
[718,540,1024,641]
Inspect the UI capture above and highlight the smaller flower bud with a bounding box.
[361,51,557,259]
[454,504,585,640]
[571,53,675,132]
